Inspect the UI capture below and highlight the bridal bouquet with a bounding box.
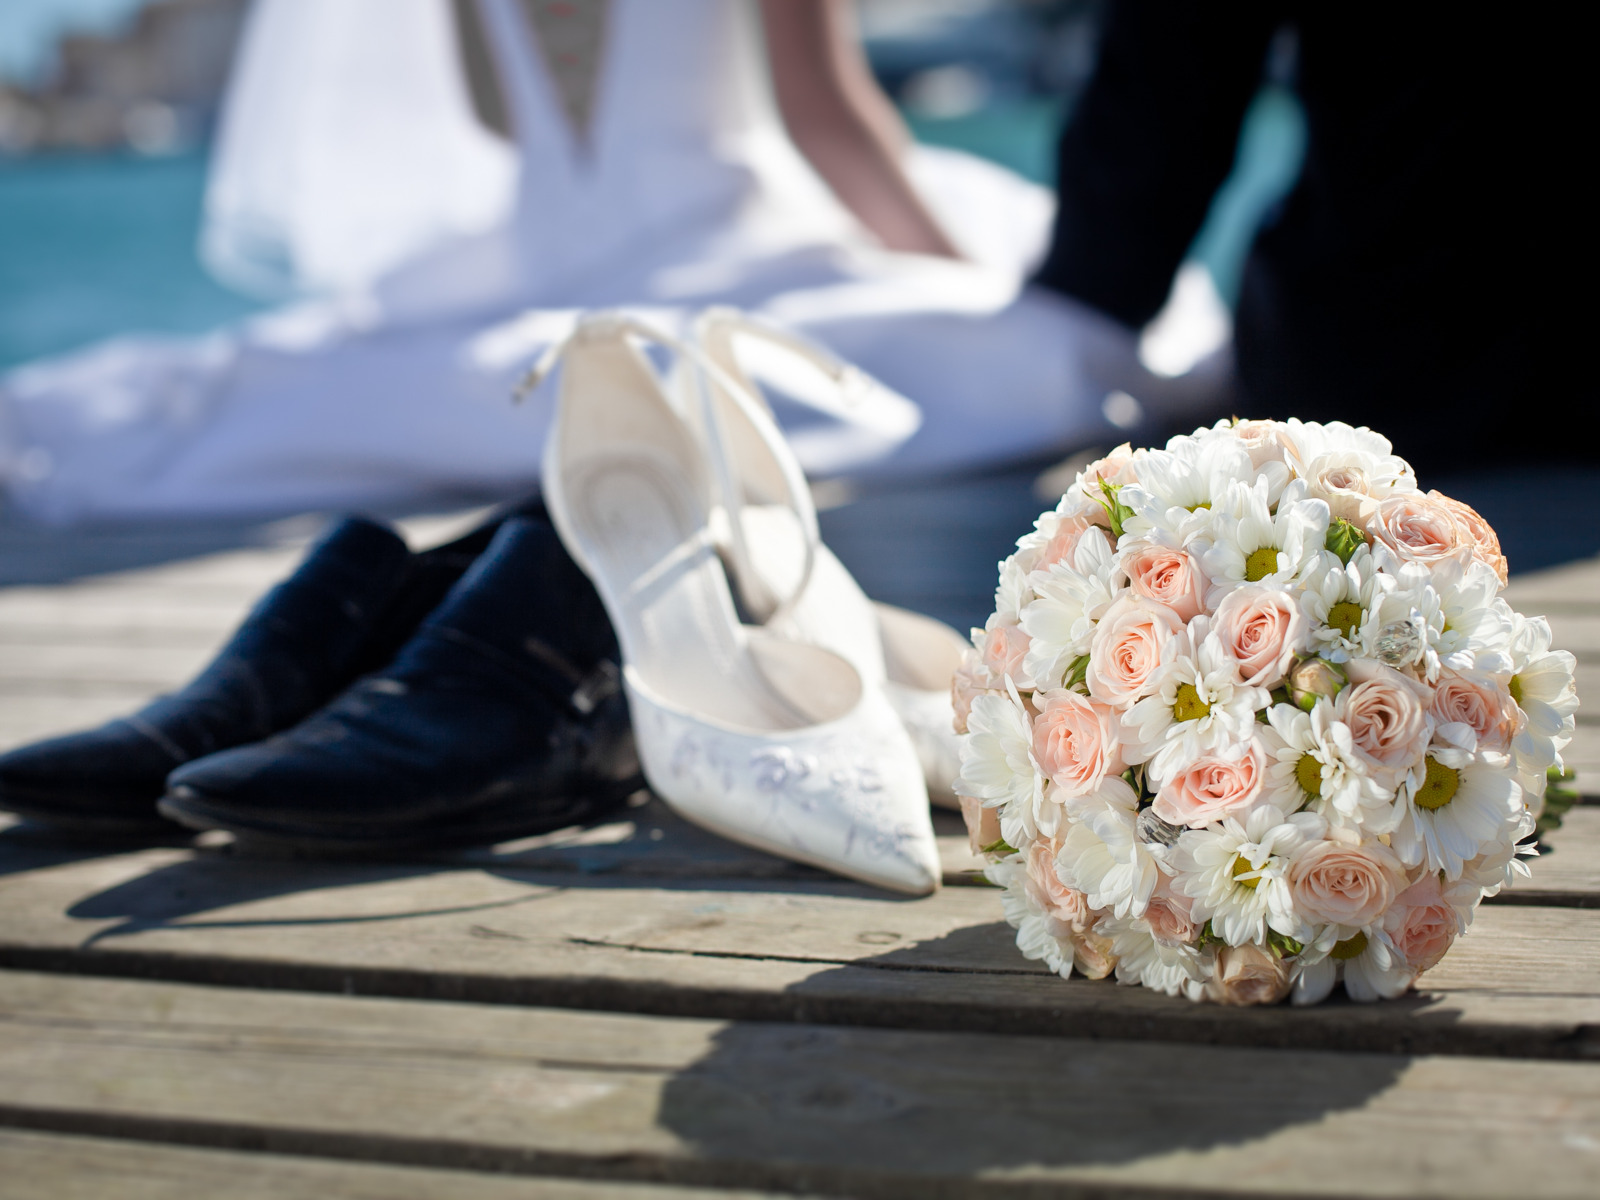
[954,420,1578,1005]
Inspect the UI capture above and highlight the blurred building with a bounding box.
[0,0,247,155]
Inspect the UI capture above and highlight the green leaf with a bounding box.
[980,838,1019,858]
[1535,767,1580,850]
[1324,517,1367,564]
[1098,479,1135,540]
[1195,920,1221,950]
[1065,654,1091,693]
[1266,930,1304,959]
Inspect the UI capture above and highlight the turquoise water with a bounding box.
[0,92,1303,371]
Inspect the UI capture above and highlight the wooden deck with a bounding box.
[1,470,1597,1198]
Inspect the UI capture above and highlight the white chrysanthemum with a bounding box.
[1119,435,1260,543]
[1102,914,1212,999]
[1197,476,1333,608]
[1259,701,1396,833]
[1298,545,1397,663]
[989,855,1080,980]
[1290,924,1413,1005]
[991,555,1033,626]
[1424,557,1515,675]
[1056,778,1163,919]
[1280,420,1418,495]
[1121,621,1269,784]
[1390,741,1522,879]
[1505,613,1579,794]
[1170,804,1326,946]
[1018,532,1122,689]
[957,687,1043,848]
[1457,808,1537,896]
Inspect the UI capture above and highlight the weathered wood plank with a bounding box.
[0,833,1595,1060]
[0,1130,767,1200]
[1,970,1596,1199]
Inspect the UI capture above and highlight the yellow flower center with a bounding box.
[1508,674,1524,706]
[1330,931,1368,960]
[1186,501,1211,512]
[1172,682,1211,723]
[1295,753,1324,798]
[1326,601,1364,639]
[1244,546,1281,581]
[1414,757,1460,811]
[1231,855,1262,890]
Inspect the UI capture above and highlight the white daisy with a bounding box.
[1102,914,1212,999]
[1170,804,1327,946]
[956,687,1043,848]
[1259,701,1397,833]
[1390,742,1522,879]
[1505,613,1579,794]
[1056,777,1163,920]
[1119,435,1258,544]
[1290,924,1413,1004]
[1298,545,1396,663]
[1197,476,1333,609]
[1425,556,1515,675]
[1121,620,1269,784]
[1018,531,1123,689]
[1457,808,1537,896]
[991,554,1033,626]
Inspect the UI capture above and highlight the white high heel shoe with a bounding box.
[525,313,940,895]
[685,308,969,809]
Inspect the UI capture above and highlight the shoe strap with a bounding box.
[514,311,819,624]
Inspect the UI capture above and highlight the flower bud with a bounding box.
[1324,517,1367,565]
[1288,656,1348,711]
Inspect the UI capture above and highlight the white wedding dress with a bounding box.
[0,0,1170,523]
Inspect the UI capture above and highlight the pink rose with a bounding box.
[1077,443,1137,501]
[1123,543,1207,622]
[980,622,1031,687]
[1302,456,1385,526]
[1210,585,1308,688]
[1384,875,1464,972]
[1030,689,1124,798]
[1210,943,1291,1006]
[1287,840,1401,927]
[1026,836,1100,932]
[951,654,1002,735]
[1335,659,1434,788]
[1086,595,1184,708]
[1036,517,1114,573]
[1431,668,1521,753]
[959,794,1003,854]
[1069,928,1118,979]
[1368,494,1469,567]
[1428,490,1508,586]
[1144,878,1200,945]
[1232,420,1294,468]
[1152,739,1268,828]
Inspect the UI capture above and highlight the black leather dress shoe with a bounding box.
[159,517,640,850]
[0,499,542,834]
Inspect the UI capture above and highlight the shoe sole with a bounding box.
[156,776,646,855]
[0,783,186,837]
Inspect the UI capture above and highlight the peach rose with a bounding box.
[1152,739,1268,828]
[1036,516,1114,573]
[1124,543,1207,622]
[1287,841,1401,927]
[1086,595,1184,708]
[1211,943,1291,1006]
[1030,689,1124,798]
[980,622,1031,685]
[1428,490,1508,585]
[1070,928,1118,979]
[1232,420,1295,468]
[951,655,1002,735]
[1384,876,1463,972]
[1368,493,1470,567]
[1144,879,1200,945]
[959,794,1004,854]
[1077,443,1137,501]
[1335,659,1434,788]
[1210,584,1309,688]
[1431,668,1521,753]
[1026,836,1100,932]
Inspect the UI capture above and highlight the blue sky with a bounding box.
[0,0,152,84]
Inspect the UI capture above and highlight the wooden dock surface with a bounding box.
[1,472,1597,1198]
